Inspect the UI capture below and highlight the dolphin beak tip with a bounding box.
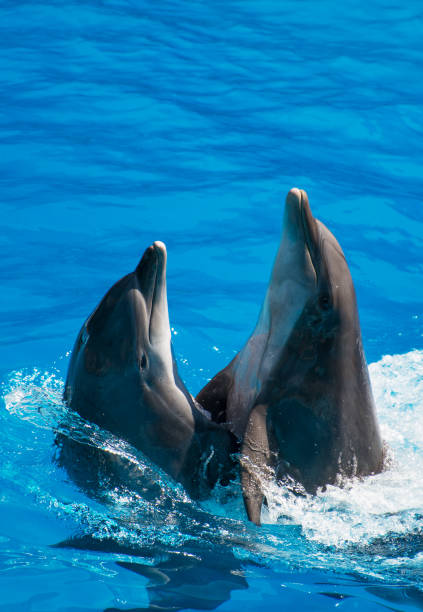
[286,188,304,206]
[153,241,167,269]
[135,241,167,281]
[153,240,166,251]
[152,241,167,258]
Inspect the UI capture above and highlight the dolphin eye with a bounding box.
[319,294,331,311]
[140,354,147,369]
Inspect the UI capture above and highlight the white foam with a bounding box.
[3,368,65,428]
[4,350,423,559]
[262,350,423,548]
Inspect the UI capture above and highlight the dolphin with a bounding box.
[61,241,236,500]
[197,189,385,524]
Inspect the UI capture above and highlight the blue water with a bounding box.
[2,1,423,610]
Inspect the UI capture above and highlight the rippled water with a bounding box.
[3,352,423,610]
[1,1,423,610]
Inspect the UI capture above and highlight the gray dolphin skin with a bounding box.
[197,189,385,524]
[62,241,235,499]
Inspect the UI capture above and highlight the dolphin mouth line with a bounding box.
[148,244,162,344]
[300,190,319,279]
[148,255,158,344]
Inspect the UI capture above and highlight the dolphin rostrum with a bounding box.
[197,189,385,524]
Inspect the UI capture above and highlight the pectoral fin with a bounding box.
[240,404,271,525]
[196,358,236,424]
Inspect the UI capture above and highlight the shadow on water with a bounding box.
[54,436,423,612]
[366,586,423,611]
[8,366,423,611]
[56,534,249,612]
[54,434,250,611]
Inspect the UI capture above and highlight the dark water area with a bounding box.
[1,1,423,610]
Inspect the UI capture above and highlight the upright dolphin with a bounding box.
[62,241,235,499]
[197,189,385,524]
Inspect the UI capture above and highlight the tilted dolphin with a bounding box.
[62,241,235,499]
[197,189,385,524]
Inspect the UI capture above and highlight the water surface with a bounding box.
[1,1,423,610]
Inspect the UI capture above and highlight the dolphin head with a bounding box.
[79,240,172,380]
[64,241,236,496]
[296,188,357,329]
[258,188,360,373]
[64,242,196,472]
[260,189,379,491]
[197,188,383,523]
[228,188,355,435]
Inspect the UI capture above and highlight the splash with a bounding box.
[259,350,423,553]
[2,350,423,585]
[3,367,65,428]
[0,365,245,556]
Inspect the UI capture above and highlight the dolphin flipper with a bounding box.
[196,358,236,425]
[240,404,272,525]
